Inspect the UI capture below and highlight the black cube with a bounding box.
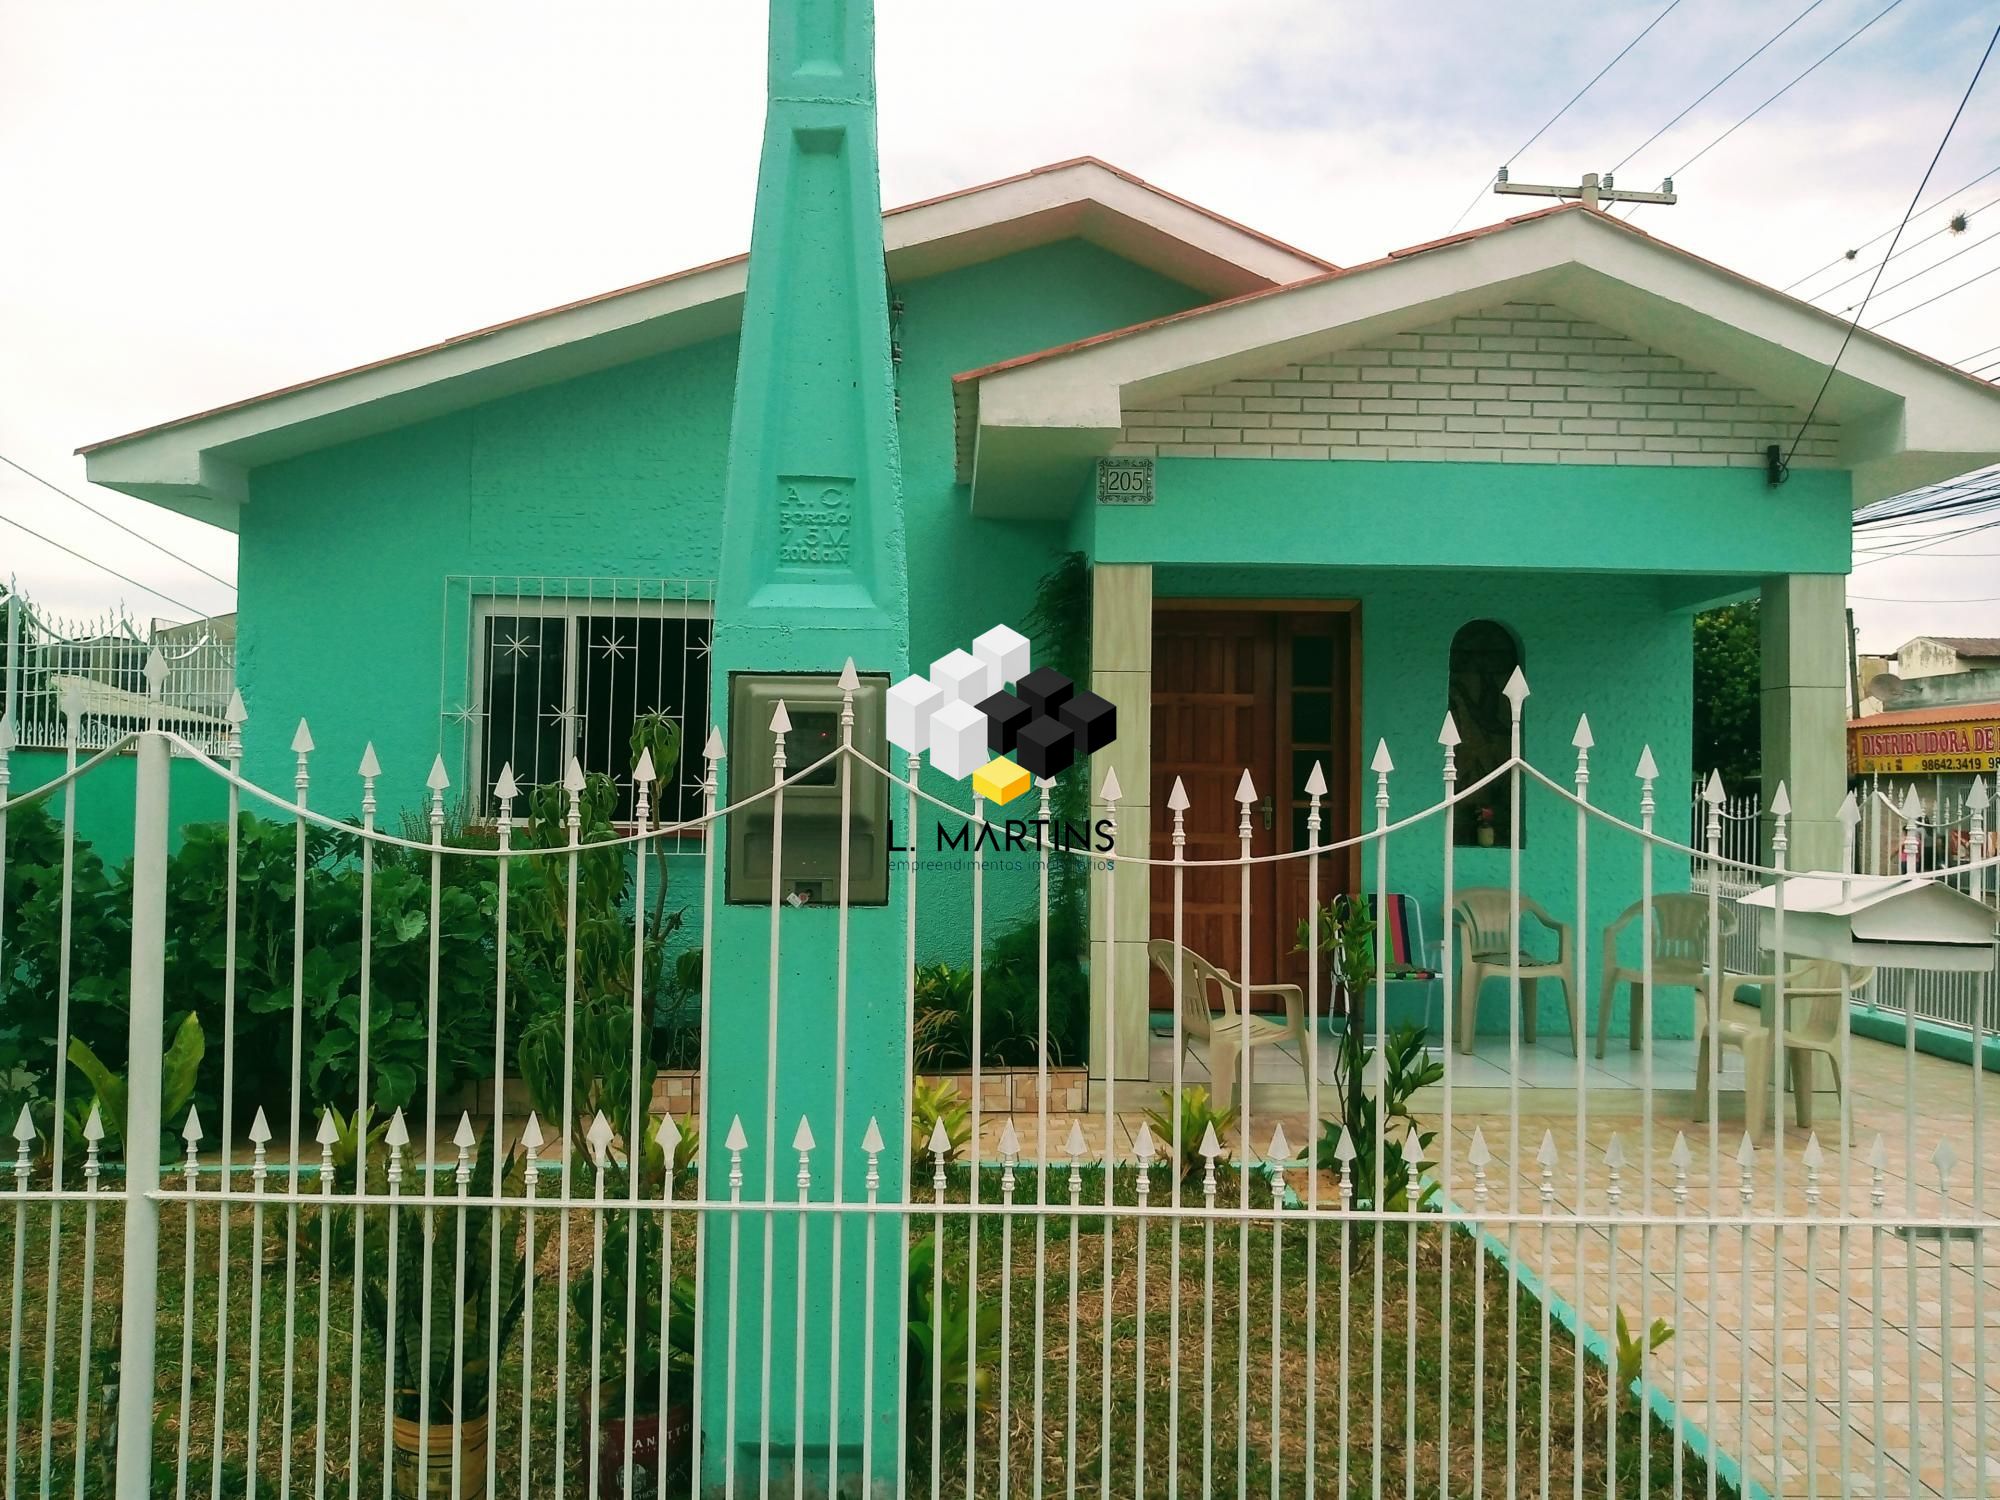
[1013,714,1076,780]
[1058,690,1117,754]
[978,690,1032,754]
[1016,666,1074,719]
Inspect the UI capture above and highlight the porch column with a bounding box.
[1759,573,1848,872]
[1090,563,1153,1089]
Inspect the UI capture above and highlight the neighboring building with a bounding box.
[78,158,2000,1073]
[1859,633,2000,715]
[1888,634,2000,680]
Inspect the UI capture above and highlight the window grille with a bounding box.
[442,577,714,826]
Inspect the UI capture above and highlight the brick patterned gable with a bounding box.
[1118,301,1840,469]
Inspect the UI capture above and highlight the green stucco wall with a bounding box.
[7,748,229,863]
[234,238,1210,963]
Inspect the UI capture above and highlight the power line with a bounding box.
[1835,221,2000,313]
[0,451,235,592]
[1850,589,2000,602]
[1783,16,2000,471]
[1787,163,2000,292]
[1956,337,2000,365]
[0,509,211,619]
[1869,256,2000,328]
[1808,189,2000,304]
[1627,0,1908,219]
[1608,0,1831,176]
[1444,0,1687,232]
[1854,514,2000,565]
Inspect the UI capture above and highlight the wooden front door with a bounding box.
[1150,607,1356,1013]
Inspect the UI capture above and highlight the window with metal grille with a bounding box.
[452,581,713,826]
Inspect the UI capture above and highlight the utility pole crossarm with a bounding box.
[1493,168,1677,209]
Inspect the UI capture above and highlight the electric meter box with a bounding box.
[725,671,891,907]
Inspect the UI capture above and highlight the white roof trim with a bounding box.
[83,159,1329,528]
[963,209,2000,511]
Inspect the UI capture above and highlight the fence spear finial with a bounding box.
[10,1106,32,1183]
[1234,768,1257,805]
[1502,666,1529,720]
[862,1117,884,1200]
[1635,745,1658,783]
[1438,710,1460,747]
[1571,713,1593,751]
[1132,1121,1158,1166]
[703,725,725,764]
[1304,760,1327,797]
[584,1111,614,1169]
[1167,776,1189,812]
[1932,1137,1959,1194]
[1099,765,1122,804]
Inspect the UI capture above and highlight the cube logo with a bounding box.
[887,624,1117,807]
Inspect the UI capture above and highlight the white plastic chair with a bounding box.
[1146,939,1309,1113]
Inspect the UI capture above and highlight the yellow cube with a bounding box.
[971,755,1030,806]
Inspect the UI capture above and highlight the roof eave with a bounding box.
[82,158,1332,512]
[958,208,2000,512]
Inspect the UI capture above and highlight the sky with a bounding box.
[2,0,1998,654]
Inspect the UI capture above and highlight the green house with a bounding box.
[81,156,2000,1080]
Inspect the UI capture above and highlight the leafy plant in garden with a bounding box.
[910,1077,970,1165]
[65,1012,204,1162]
[652,947,703,1073]
[1139,1084,1237,1184]
[1313,1021,1442,1211]
[361,1119,529,1425]
[0,797,128,1089]
[509,770,691,1154]
[1613,1309,1675,1416]
[906,1233,1001,1420]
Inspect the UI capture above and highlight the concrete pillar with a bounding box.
[701,0,908,1485]
[1760,573,1848,872]
[1089,563,1153,1089]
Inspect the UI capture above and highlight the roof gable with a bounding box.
[957,205,2000,514]
[1116,298,1838,470]
[82,158,1330,529]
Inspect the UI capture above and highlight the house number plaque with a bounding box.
[1096,456,1154,505]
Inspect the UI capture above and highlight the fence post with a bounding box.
[114,713,169,1489]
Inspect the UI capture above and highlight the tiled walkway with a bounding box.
[966,1029,1998,1498]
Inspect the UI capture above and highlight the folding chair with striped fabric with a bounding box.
[1341,893,1444,1040]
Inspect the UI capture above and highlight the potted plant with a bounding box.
[1475,804,1497,847]
[570,1132,699,1496]
[362,1120,528,1500]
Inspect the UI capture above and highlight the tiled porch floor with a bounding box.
[965,1030,1998,1497]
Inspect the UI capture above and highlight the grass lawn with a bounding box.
[0,1164,1729,1498]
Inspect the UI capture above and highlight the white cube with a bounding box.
[887,675,944,755]
[930,647,995,706]
[928,698,989,780]
[973,624,1030,687]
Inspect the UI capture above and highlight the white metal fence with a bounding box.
[1,662,1995,1498]
[1,591,235,755]
[1691,778,2000,1039]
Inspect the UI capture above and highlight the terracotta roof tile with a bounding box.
[1849,702,2000,729]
